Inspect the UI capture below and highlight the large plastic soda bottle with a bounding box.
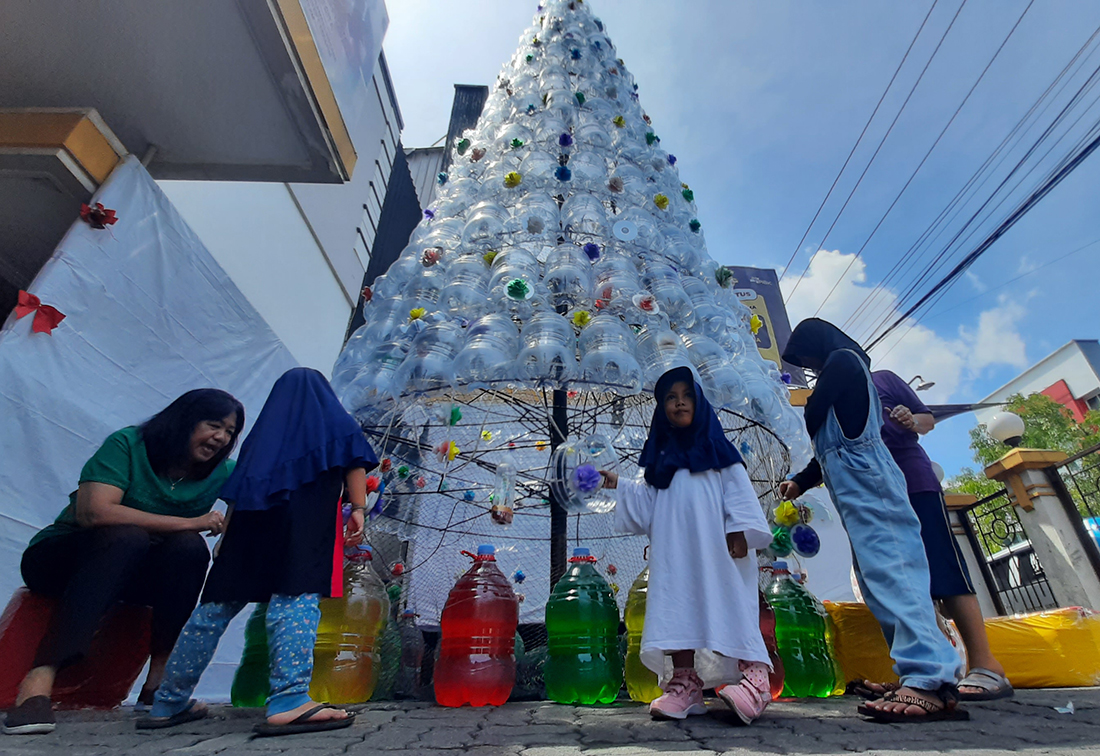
[310,544,390,704]
[544,547,622,704]
[763,561,834,698]
[395,610,425,699]
[434,544,519,707]
[230,603,270,706]
[623,565,662,703]
[757,590,786,701]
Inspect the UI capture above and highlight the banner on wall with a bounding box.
[726,266,807,387]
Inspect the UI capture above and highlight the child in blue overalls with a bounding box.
[779,319,966,723]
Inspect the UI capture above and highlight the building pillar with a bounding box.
[985,449,1100,611]
[943,493,1000,617]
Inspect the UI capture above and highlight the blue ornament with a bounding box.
[667,154,677,166]
[791,524,821,558]
[437,172,448,186]
[463,490,476,502]
[781,372,792,384]
[570,48,581,60]
[513,569,526,584]
[583,242,600,260]
[555,165,572,182]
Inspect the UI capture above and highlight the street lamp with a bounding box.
[987,411,1025,448]
[908,375,935,391]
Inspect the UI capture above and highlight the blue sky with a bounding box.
[383,0,1100,478]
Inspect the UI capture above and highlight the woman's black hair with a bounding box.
[140,389,245,479]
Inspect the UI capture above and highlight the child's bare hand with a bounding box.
[726,531,748,560]
[344,508,365,545]
[599,470,618,489]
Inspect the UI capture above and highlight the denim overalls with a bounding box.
[813,351,960,690]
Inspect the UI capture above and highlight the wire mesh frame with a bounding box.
[960,488,1057,615]
[354,387,791,623]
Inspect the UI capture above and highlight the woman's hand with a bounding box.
[778,480,802,501]
[344,508,365,545]
[889,404,916,431]
[599,470,618,489]
[726,531,748,560]
[193,510,225,536]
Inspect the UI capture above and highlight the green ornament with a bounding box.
[386,583,402,603]
[715,265,733,288]
[681,188,695,202]
[397,465,410,479]
[449,405,462,426]
[526,53,534,63]
[689,219,702,233]
[506,278,531,300]
[575,91,586,105]
[770,526,793,558]
[456,138,471,156]
[645,132,659,145]
[510,138,525,149]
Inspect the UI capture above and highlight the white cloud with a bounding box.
[964,269,987,293]
[779,249,1029,402]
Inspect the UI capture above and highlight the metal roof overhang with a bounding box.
[0,0,358,183]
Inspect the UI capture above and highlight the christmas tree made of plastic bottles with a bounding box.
[331,0,815,627]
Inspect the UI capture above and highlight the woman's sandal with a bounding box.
[857,685,970,723]
[135,699,208,730]
[252,705,355,738]
[846,680,901,701]
[958,668,1014,701]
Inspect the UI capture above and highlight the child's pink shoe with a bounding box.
[649,669,707,720]
[717,662,770,724]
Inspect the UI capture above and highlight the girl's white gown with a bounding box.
[616,463,773,687]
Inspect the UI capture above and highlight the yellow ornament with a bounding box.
[481,430,493,442]
[409,308,426,321]
[572,310,591,328]
[750,314,763,334]
[774,500,800,528]
[504,171,523,188]
[483,250,499,266]
[535,440,549,451]
[446,441,460,462]
[653,194,670,210]
[612,115,626,128]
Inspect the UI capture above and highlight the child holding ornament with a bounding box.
[600,366,773,724]
[137,368,378,737]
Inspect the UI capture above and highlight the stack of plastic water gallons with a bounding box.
[330,0,811,474]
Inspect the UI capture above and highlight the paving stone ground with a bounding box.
[1,688,1097,756]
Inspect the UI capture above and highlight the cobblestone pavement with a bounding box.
[1,689,1097,755]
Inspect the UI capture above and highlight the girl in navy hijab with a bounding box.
[600,366,773,724]
[139,368,377,737]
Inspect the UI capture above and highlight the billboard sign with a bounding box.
[726,266,807,387]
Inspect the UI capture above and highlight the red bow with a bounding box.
[80,202,118,229]
[14,291,65,335]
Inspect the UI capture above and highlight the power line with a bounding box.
[783,0,968,304]
[776,0,939,281]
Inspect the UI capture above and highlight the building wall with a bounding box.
[406,146,445,210]
[974,341,1100,427]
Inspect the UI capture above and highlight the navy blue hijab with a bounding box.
[221,368,377,511]
[638,366,743,490]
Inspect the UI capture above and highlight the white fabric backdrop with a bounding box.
[0,156,299,700]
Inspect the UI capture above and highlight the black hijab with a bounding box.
[781,318,870,369]
[638,366,743,490]
[782,319,872,440]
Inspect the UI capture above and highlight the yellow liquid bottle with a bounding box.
[623,565,662,703]
[310,545,389,704]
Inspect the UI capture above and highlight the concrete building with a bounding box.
[975,340,1100,426]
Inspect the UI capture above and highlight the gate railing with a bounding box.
[1047,442,1100,583]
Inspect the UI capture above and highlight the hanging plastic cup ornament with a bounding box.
[549,433,617,513]
[791,523,821,558]
[773,500,800,528]
[770,526,793,557]
[490,458,517,526]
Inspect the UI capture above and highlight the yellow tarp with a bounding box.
[825,602,1100,689]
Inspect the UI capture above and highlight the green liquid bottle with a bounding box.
[764,562,835,698]
[230,603,270,707]
[544,548,622,704]
[623,565,662,703]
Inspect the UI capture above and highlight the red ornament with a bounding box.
[79,202,118,229]
[391,562,405,576]
[380,459,392,473]
[365,475,381,494]
[14,291,65,335]
[606,563,618,576]
[361,285,373,303]
[415,476,426,489]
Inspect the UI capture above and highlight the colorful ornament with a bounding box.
[391,561,405,576]
[361,285,373,303]
[79,202,118,229]
[435,440,460,463]
[504,171,523,188]
[774,500,801,528]
[365,475,381,494]
[397,465,410,479]
[606,563,618,576]
[463,490,476,502]
[471,147,487,162]
[750,314,763,335]
[575,91,586,105]
[526,103,537,114]
[456,138,471,155]
[559,133,574,147]
[423,208,435,220]
[535,439,549,451]
[449,405,462,425]
[506,277,532,300]
[613,115,625,128]
[532,35,541,46]
[483,250,499,266]
[653,194,669,210]
[369,496,384,520]
[510,138,525,149]
[481,430,493,442]
[571,464,601,494]
[13,291,64,335]
[632,292,659,314]
[421,247,442,267]
[770,526,793,558]
[689,219,702,233]
[415,476,426,489]
[571,310,591,328]
[380,458,392,473]
[607,176,624,193]
[583,242,601,260]
[667,154,677,166]
[516,593,526,604]
[555,165,572,182]
[408,308,426,321]
[437,172,448,186]
[681,188,695,202]
[570,48,582,60]
[645,132,659,145]
[513,569,526,584]
[791,524,821,558]
[715,266,733,288]
[609,582,620,595]
[781,372,793,385]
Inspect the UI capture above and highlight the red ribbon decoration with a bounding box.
[79,202,118,229]
[14,291,65,335]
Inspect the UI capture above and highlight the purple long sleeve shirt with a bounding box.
[871,370,942,495]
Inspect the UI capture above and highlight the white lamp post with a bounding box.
[987,411,1025,448]
[930,461,945,483]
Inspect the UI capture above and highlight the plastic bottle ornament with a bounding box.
[559,133,574,147]
[435,440,460,463]
[481,430,493,442]
[471,147,487,162]
[632,292,659,315]
[380,459,392,473]
[450,405,463,426]
[750,314,763,335]
[415,477,426,489]
[575,91,586,105]
[606,563,617,576]
[491,459,517,526]
[504,171,523,188]
[613,115,625,128]
[510,138,525,149]
[361,285,373,303]
[506,278,533,300]
[609,582,620,595]
[770,526,793,558]
[391,561,405,576]
[689,219,701,233]
[549,434,616,513]
[583,243,601,261]
[572,310,591,328]
[463,490,476,502]
[681,188,694,202]
[397,466,410,479]
[774,500,800,528]
[421,247,443,267]
[653,194,669,210]
[437,172,449,186]
[791,524,821,558]
[555,165,572,182]
[365,475,382,494]
[456,138,471,156]
[645,132,659,145]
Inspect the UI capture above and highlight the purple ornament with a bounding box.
[572,464,601,494]
[791,524,821,558]
[781,372,792,384]
[583,243,600,260]
[668,154,677,166]
[559,133,574,147]
[423,208,435,220]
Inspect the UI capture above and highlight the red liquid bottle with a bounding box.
[759,591,786,700]
[434,545,519,707]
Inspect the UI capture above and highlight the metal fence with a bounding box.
[958,489,1057,615]
[1047,442,1100,584]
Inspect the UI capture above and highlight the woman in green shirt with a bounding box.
[4,389,244,735]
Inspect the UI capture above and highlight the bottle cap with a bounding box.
[773,560,788,572]
[476,544,495,556]
[572,547,591,558]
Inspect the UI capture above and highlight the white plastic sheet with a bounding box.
[0,156,298,700]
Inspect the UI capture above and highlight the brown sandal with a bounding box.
[857,685,970,723]
[847,680,901,700]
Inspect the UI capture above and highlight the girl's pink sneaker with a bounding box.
[717,661,770,724]
[649,669,707,720]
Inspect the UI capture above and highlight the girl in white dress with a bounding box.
[600,366,773,724]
